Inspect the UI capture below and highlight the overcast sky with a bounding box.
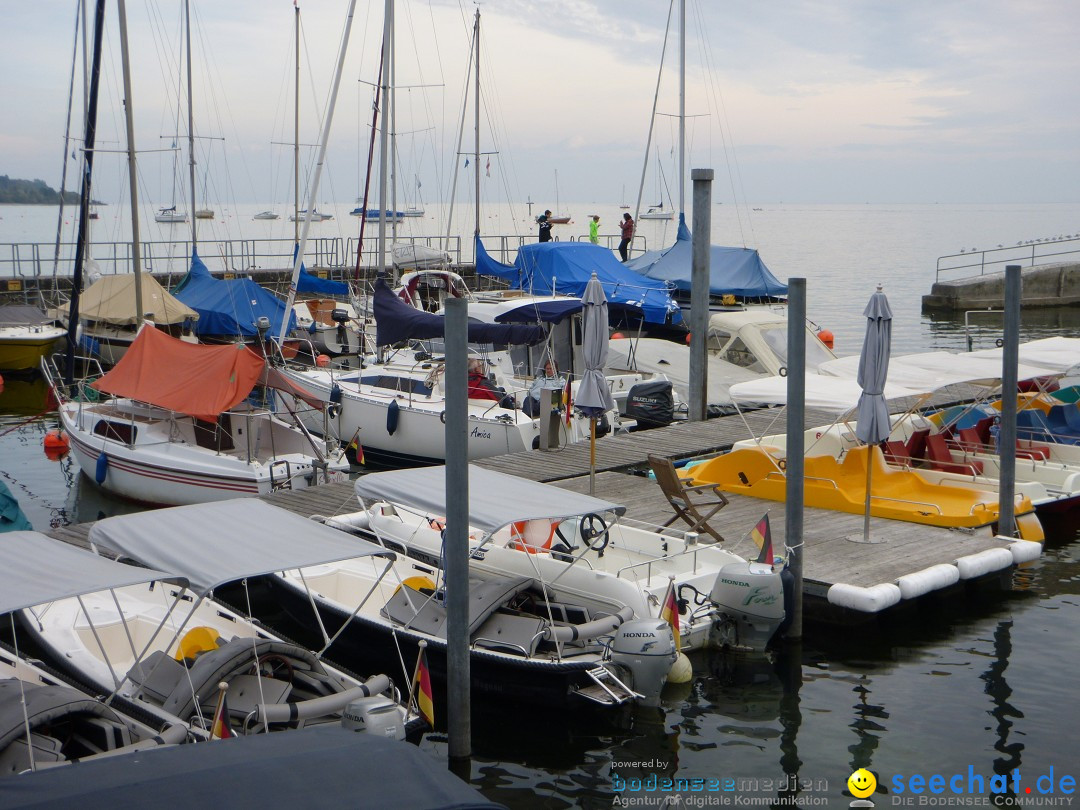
[4,0,1079,208]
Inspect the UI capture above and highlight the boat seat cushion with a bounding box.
[471,613,546,657]
[381,587,448,637]
[125,650,189,705]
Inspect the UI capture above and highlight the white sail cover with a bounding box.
[354,466,625,533]
[0,532,179,613]
[728,374,926,413]
[88,500,393,596]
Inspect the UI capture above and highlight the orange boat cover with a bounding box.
[92,327,265,421]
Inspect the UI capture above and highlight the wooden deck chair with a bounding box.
[648,455,728,543]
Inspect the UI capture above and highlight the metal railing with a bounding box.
[934,235,1080,283]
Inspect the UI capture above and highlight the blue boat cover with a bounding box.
[173,248,297,338]
[626,216,787,300]
[291,243,349,295]
[373,278,545,347]
[0,726,505,810]
[0,480,32,533]
[476,238,681,326]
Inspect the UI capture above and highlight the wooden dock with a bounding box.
[46,410,1038,622]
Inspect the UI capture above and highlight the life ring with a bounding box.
[393,575,436,596]
[778,458,787,471]
[509,520,555,554]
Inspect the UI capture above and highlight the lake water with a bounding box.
[2,202,1079,808]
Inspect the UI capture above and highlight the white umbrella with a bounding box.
[855,285,893,542]
[575,273,616,494]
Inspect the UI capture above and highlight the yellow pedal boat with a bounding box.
[688,445,1044,541]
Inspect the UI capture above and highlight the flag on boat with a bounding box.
[660,579,681,652]
[348,432,365,465]
[485,157,490,177]
[464,157,470,168]
[417,648,434,727]
[751,513,773,564]
[209,688,237,739]
[564,375,573,426]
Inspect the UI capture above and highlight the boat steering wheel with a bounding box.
[252,653,295,683]
[579,513,610,554]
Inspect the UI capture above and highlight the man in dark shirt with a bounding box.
[538,210,553,242]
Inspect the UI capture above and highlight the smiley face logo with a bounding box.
[848,768,877,799]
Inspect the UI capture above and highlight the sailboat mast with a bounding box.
[377,0,390,279]
[278,0,358,344]
[185,0,197,248]
[64,0,106,386]
[678,0,685,218]
[293,1,300,244]
[473,8,480,241]
[117,0,144,325]
[389,0,398,240]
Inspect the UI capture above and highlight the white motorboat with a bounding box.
[289,209,333,222]
[101,500,673,709]
[707,307,837,376]
[347,466,789,653]
[22,502,411,741]
[0,531,191,773]
[42,327,348,506]
[253,210,280,221]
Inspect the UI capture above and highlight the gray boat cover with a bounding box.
[87,499,394,596]
[0,679,124,754]
[0,725,505,809]
[0,532,179,614]
[0,306,56,327]
[354,465,625,534]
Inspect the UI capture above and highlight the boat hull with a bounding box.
[0,328,66,370]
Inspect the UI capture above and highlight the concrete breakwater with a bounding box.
[922,261,1080,311]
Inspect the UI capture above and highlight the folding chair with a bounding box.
[648,455,728,543]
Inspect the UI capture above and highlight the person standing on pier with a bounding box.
[618,213,634,261]
[589,215,600,244]
[538,210,553,242]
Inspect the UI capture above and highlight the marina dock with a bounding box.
[46,409,1039,622]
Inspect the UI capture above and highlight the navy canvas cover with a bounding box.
[626,217,787,300]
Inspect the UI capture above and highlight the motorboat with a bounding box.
[253,210,280,220]
[706,307,836,376]
[154,206,187,224]
[289,209,333,222]
[42,327,348,506]
[194,208,215,220]
[345,465,789,653]
[118,500,674,709]
[0,531,191,775]
[21,502,411,741]
[0,305,65,371]
[350,208,405,223]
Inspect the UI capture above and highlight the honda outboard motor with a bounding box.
[609,619,677,705]
[625,381,675,428]
[710,561,786,651]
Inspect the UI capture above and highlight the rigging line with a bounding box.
[52,0,84,286]
[635,0,675,226]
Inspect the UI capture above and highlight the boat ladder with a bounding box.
[571,665,642,706]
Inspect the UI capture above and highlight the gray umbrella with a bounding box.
[575,273,616,493]
[855,285,892,541]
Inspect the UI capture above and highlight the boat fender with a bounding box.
[955,547,1013,580]
[95,451,108,484]
[330,384,343,404]
[1009,539,1042,564]
[896,563,960,600]
[826,582,901,613]
[387,399,400,435]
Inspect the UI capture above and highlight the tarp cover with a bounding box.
[373,277,545,347]
[626,217,787,300]
[0,725,504,810]
[822,350,1057,389]
[88,499,393,596]
[173,248,296,337]
[355,465,626,534]
[728,374,926,413]
[91,326,265,421]
[76,275,199,326]
[969,336,1080,375]
[0,531,178,614]
[296,265,349,296]
[0,305,58,327]
[476,238,681,326]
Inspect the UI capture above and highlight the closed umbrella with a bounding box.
[575,273,616,494]
[855,285,892,542]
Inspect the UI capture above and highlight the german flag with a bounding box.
[347,430,365,465]
[751,513,773,564]
[417,648,435,727]
[209,688,237,739]
[564,375,573,426]
[660,579,681,652]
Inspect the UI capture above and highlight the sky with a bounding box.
[3,0,1079,208]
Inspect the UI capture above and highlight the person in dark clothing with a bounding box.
[618,213,634,261]
[538,210,553,242]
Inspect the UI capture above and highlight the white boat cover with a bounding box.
[87,500,394,596]
[969,337,1080,375]
[727,374,927,412]
[0,532,180,613]
[354,465,625,533]
[818,350,1058,391]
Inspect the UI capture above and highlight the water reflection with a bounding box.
[983,620,1023,786]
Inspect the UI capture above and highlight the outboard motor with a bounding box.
[341,695,406,740]
[625,381,675,429]
[609,619,677,706]
[330,308,350,324]
[710,561,786,651]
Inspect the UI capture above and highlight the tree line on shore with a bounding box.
[0,176,81,204]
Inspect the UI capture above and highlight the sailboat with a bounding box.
[541,169,571,224]
[638,149,674,220]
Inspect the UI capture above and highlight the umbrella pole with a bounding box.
[863,446,873,542]
[589,417,596,495]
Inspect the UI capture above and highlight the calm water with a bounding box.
[2,202,1079,807]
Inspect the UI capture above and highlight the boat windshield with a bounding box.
[761,326,834,371]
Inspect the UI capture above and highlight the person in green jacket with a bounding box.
[589,214,600,244]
